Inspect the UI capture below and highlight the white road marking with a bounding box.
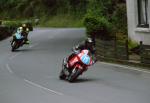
[9,53,21,60]
[24,79,64,96]
[100,62,150,74]
[6,64,13,73]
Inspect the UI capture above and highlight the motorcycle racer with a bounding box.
[66,38,97,68]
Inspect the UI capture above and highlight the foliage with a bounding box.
[83,0,127,41]
[128,39,139,50]
[2,20,33,31]
[111,3,127,37]
[39,14,83,27]
[0,0,87,19]
[0,0,127,31]
[83,15,113,40]
[2,21,22,27]
[0,26,12,40]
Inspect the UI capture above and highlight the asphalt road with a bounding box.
[0,28,150,103]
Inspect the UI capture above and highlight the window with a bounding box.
[137,0,149,28]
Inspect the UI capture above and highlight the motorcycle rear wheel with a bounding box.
[67,68,82,82]
[59,58,67,80]
[59,70,66,80]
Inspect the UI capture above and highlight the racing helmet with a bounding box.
[85,38,93,47]
[17,27,23,33]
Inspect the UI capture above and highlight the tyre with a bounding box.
[59,70,66,80]
[11,41,17,52]
[67,68,82,83]
[59,58,67,80]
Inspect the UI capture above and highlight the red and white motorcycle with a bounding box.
[59,49,94,82]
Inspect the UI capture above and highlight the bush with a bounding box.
[83,15,113,40]
[2,21,21,29]
[128,39,139,50]
[0,26,12,40]
[2,20,33,31]
[83,1,127,41]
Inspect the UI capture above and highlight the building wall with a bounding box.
[126,0,150,45]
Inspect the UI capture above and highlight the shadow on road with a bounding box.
[72,78,100,83]
[12,49,34,52]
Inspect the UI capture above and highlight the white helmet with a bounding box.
[17,27,23,33]
[19,27,23,31]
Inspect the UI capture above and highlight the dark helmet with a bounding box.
[85,38,93,44]
[85,38,93,47]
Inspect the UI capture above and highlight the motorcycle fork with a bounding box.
[72,68,76,74]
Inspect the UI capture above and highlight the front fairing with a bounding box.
[78,52,93,66]
[15,33,24,40]
[67,50,92,72]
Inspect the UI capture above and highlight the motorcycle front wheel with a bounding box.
[67,68,82,83]
[11,41,17,52]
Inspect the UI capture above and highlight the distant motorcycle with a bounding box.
[11,32,25,52]
[59,49,94,82]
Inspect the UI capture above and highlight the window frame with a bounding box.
[137,0,149,28]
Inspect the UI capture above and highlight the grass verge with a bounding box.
[38,15,83,28]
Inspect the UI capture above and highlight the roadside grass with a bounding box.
[38,15,83,28]
[1,14,84,28]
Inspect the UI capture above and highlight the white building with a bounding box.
[126,0,150,45]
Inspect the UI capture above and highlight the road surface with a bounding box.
[0,28,150,103]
